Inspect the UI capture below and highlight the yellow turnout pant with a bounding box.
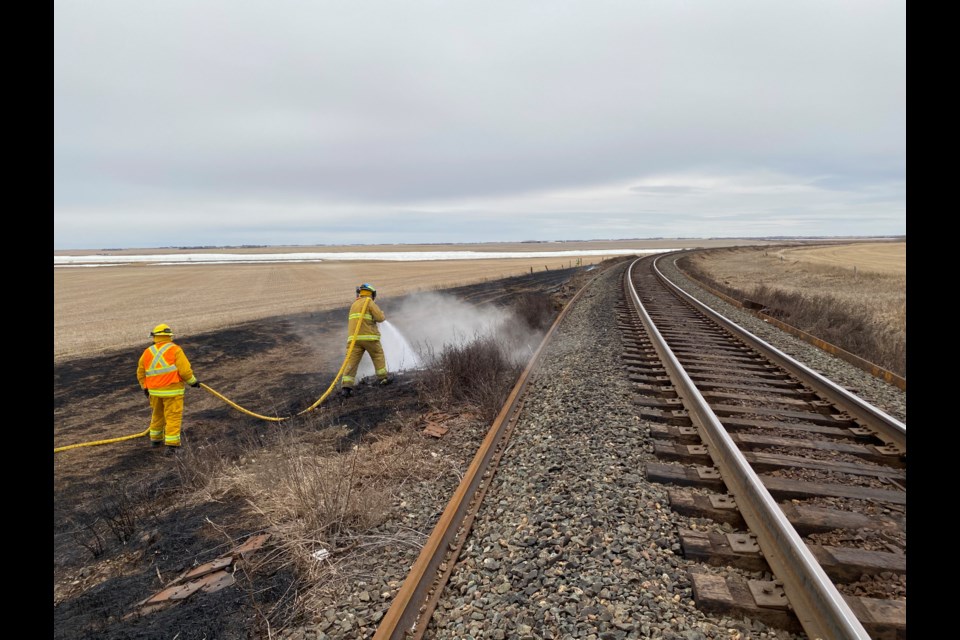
[149,395,184,447]
[341,340,388,388]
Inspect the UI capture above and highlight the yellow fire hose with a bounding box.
[54,298,371,454]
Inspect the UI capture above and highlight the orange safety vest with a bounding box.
[141,342,185,389]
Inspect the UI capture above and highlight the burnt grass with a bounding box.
[53,263,601,640]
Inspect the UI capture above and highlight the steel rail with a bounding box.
[373,266,605,640]
[626,257,872,640]
[652,253,906,450]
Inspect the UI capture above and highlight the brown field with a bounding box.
[54,239,773,362]
[55,238,903,365]
[774,241,906,274]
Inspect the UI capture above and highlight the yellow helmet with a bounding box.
[150,323,174,337]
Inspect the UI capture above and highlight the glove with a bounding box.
[190,380,201,388]
[143,388,150,398]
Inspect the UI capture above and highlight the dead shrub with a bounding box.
[100,495,140,545]
[416,333,523,421]
[676,251,906,377]
[70,516,107,559]
[512,291,557,331]
[64,480,161,560]
[748,284,905,376]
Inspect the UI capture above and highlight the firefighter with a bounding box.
[137,323,200,454]
[341,283,391,397]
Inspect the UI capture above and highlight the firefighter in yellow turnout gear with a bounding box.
[341,284,390,397]
[137,324,200,453]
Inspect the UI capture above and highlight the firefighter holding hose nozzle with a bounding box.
[341,283,392,397]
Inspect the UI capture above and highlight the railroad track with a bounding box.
[625,255,906,640]
[371,254,906,640]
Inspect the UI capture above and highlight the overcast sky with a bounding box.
[54,1,905,250]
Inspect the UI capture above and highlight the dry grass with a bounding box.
[774,241,906,274]
[218,422,452,619]
[679,241,906,376]
[230,426,423,548]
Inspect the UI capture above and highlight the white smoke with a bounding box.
[355,291,537,378]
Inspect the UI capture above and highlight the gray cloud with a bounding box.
[54,0,905,249]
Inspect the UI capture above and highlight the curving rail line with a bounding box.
[626,255,905,639]
[373,254,906,640]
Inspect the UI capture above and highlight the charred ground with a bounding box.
[53,263,607,639]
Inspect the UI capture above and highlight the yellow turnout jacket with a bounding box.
[347,292,385,342]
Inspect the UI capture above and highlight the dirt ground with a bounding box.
[53,264,597,640]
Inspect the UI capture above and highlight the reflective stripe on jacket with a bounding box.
[137,338,197,396]
[346,293,385,342]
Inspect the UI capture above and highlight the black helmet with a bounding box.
[356,283,377,299]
